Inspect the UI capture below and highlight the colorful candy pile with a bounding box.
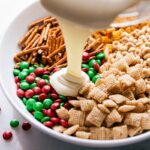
[13,61,73,128]
[81,51,105,83]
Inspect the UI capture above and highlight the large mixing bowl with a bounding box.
[0,1,150,148]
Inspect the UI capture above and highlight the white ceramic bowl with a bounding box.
[0,1,150,148]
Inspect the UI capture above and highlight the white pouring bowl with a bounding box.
[0,1,150,148]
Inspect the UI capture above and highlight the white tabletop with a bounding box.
[0,0,150,150]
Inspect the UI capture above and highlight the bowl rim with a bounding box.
[0,0,150,148]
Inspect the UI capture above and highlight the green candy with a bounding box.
[30,83,37,89]
[20,82,30,90]
[22,69,29,74]
[18,71,28,80]
[43,99,53,109]
[96,52,105,60]
[60,102,64,107]
[50,72,54,76]
[20,62,29,69]
[42,74,49,79]
[26,98,36,111]
[29,67,35,73]
[33,64,38,68]
[35,77,41,82]
[34,111,43,121]
[88,68,96,75]
[96,59,101,65]
[21,79,26,83]
[81,63,89,69]
[13,69,20,76]
[88,59,96,67]
[32,95,39,100]
[22,97,27,105]
[10,119,19,128]
[59,95,67,101]
[40,64,45,68]
[92,74,101,83]
[45,79,49,84]
[41,116,50,123]
[33,102,43,111]
[87,70,95,79]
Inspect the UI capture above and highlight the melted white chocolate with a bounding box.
[50,19,91,97]
[50,68,90,97]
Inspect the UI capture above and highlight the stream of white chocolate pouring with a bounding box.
[50,19,91,97]
[41,0,141,97]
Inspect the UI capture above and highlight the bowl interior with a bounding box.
[0,1,150,148]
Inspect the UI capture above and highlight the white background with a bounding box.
[0,0,150,150]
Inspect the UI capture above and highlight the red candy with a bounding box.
[51,117,60,123]
[17,89,25,98]
[60,119,69,128]
[82,52,90,60]
[42,85,51,94]
[3,131,12,140]
[51,103,60,110]
[35,67,44,75]
[15,76,20,83]
[82,68,88,72]
[101,59,105,65]
[43,71,50,75]
[33,87,42,95]
[42,109,47,116]
[22,121,31,131]
[50,93,58,100]
[64,102,71,110]
[54,99,62,103]
[38,93,47,101]
[37,79,46,87]
[93,62,99,72]
[26,76,35,83]
[30,73,36,78]
[53,67,60,73]
[44,121,54,127]
[25,89,34,98]
[16,83,20,89]
[47,109,55,117]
